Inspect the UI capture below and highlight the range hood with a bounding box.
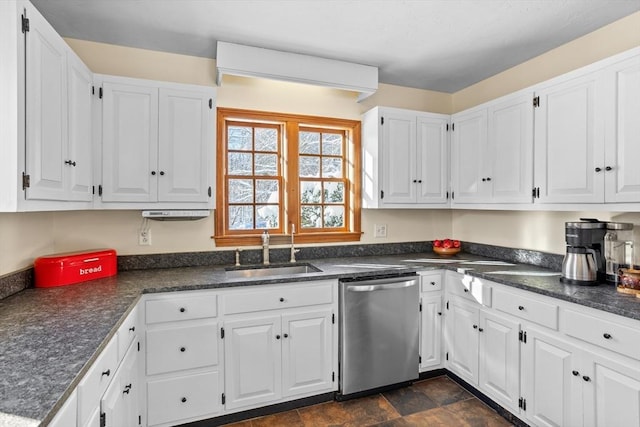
[216,41,378,102]
[141,210,210,221]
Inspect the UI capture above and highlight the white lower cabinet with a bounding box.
[479,310,521,414]
[419,272,443,371]
[445,296,480,385]
[48,389,77,427]
[521,326,582,427]
[222,281,337,412]
[100,339,140,427]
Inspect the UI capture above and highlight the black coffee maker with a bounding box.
[560,218,606,285]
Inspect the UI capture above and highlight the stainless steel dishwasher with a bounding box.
[338,274,420,399]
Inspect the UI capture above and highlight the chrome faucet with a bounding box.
[262,230,270,265]
[290,223,299,263]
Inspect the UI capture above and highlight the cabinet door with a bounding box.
[24,2,68,201]
[416,115,449,204]
[49,389,77,427]
[281,309,333,398]
[451,109,488,203]
[534,71,605,203]
[101,340,139,427]
[380,111,417,203]
[487,92,534,203]
[158,88,212,202]
[66,50,93,201]
[101,81,158,202]
[445,297,479,385]
[479,310,520,413]
[420,294,442,370]
[224,315,282,410]
[604,55,640,203]
[582,351,640,427]
[522,327,583,427]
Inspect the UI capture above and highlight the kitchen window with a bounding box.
[214,108,362,246]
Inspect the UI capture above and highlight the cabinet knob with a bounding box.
[101,369,110,377]
[437,312,442,316]
[473,324,478,329]
[486,177,491,181]
[418,180,422,183]
[603,333,612,340]
[122,384,132,395]
[276,335,281,340]
[160,171,165,176]
[284,333,289,338]
[595,167,602,172]
[582,376,591,382]
[64,160,76,167]
[151,171,156,175]
[180,347,186,352]
[179,307,186,313]
[413,179,417,183]
[181,397,187,403]
[605,166,613,171]
[279,297,284,302]
[482,178,486,182]
[518,305,524,311]
[572,370,580,376]
[430,281,436,286]
[478,328,484,332]
[463,288,469,292]
[129,326,135,332]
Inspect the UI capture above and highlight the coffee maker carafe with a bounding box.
[561,218,606,285]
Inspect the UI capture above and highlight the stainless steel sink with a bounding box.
[225,263,321,279]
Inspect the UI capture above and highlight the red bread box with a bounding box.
[34,249,117,288]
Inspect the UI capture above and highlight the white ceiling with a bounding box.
[30,0,640,93]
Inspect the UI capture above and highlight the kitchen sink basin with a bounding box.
[225,263,321,279]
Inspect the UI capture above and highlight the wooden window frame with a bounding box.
[214,108,362,247]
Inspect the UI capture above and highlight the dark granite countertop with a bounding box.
[1,251,638,426]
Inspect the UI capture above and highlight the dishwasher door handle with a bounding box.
[346,279,417,292]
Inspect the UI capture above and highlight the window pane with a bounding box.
[228,152,253,175]
[300,156,320,177]
[322,133,342,155]
[228,205,253,230]
[322,158,342,178]
[256,205,279,229]
[323,182,344,203]
[300,181,322,203]
[256,179,279,203]
[301,206,322,228]
[228,179,253,203]
[324,206,344,228]
[255,153,278,176]
[228,126,252,151]
[299,131,320,154]
[255,128,278,152]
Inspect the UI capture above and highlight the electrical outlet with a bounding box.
[374,224,387,238]
[139,229,152,246]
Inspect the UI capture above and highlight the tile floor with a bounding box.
[221,376,514,427]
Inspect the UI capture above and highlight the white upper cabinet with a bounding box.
[533,48,640,206]
[361,106,449,208]
[23,1,68,201]
[1,0,93,211]
[533,71,605,204]
[97,75,215,208]
[451,91,534,205]
[603,54,640,203]
[451,108,487,203]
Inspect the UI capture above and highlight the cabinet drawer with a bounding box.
[146,293,217,324]
[147,371,221,426]
[117,306,139,362]
[493,288,558,330]
[222,281,333,315]
[77,337,118,426]
[146,322,219,375]
[420,273,442,292]
[564,309,640,360]
[446,274,492,306]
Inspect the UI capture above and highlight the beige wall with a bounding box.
[2,12,639,275]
